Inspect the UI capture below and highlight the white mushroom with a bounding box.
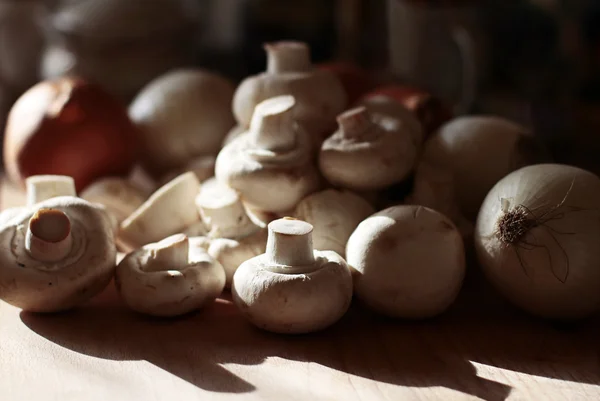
[346,205,466,319]
[233,41,347,140]
[25,175,77,207]
[293,189,375,257]
[215,95,321,213]
[319,106,421,191]
[195,179,267,287]
[158,155,216,187]
[80,177,147,224]
[115,233,225,317]
[232,218,353,334]
[0,196,117,313]
[119,172,206,251]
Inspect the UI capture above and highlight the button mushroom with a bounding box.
[0,195,117,313]
[215,95,321,214]
[79,177,147,225]
[119,172,206,251]
[157,155,216,187]
[293,189,375,257]
[319,106,421,191]
[196,179,267,287]
[346,205,466,319]
[232,217,353,334]
[115,233,225,317]
[233,41,347,140]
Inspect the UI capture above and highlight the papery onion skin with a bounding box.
[3,77,139,192]
[129,69,235,177]
[475,164,600,320]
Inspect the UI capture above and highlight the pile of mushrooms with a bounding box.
[3,38,593,333]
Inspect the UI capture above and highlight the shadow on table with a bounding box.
[20,272,600,400]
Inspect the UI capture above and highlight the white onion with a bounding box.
[422,116,548,220]
[475,164,600,319]
[129,69,235,177]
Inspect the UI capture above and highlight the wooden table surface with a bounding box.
[1,179,599,401]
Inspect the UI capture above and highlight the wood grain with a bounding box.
[1,179,600,401]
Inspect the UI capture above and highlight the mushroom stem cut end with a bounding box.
[337,106,372,139]
[250,95,297,152]
[266,217,315,267]
[265,41,311,74]
[144,233,190,272]
[26,175,77,206]
[25,208,73,263]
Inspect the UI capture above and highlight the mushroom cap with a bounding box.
[346,205,465,319]
[319,112,419,191]
[115,234,225,317]
[80,177,146,224]
[232,250,353,334]
[208,228,268,288]
[158,155,216,187]
[293,189,375,256]
[129,69,235,176]
[119,172,203,250]
[0,197,116,312]
[356,95,424,146]
[215,126,320,213]
[0,207,26,229]
[233,60,347,136]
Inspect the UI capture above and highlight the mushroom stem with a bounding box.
[249,96,297,152]
[337,107,373,139]
[265,218,315,267]
[25,208,73,263]
[144,234,189,272]
[26,175,77,207]
[196,185,256,239]
[265,42,311,74]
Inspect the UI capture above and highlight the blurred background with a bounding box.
[1,0,600,173]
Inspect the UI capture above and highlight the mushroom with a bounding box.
[222,124,246,147]
[195,179,267,287]
[215,95,321,214]
[0,174,77,227]
[233,41,347,141]
[119,172,206,251]
[232,217,353,334]
[346,205,466,319]
[129,69,235,177]
[157,155,216,187]
[360,85,452,138]
[293,189,375,257]
[115,233,225,317]
[0,182,117,312]
[79,177,147,225]
[319,106,421,191]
